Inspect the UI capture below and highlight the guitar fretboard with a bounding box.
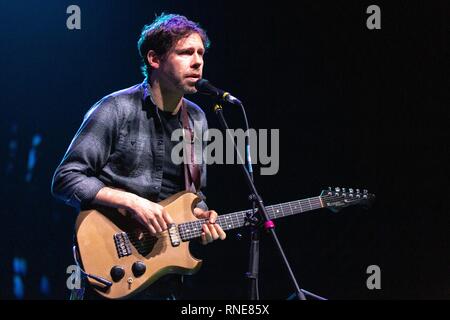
[178,196,323,241]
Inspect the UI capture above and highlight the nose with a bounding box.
[192,53,203,69]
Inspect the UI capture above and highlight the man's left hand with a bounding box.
[193,208,227,245]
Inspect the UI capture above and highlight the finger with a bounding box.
[216,225,226,240]
[208,223,219,240]
[155,211,168,231]
[162,209,174,224]
[201,225,210,245]
[147,224,157,236]
[208,210,218,223]
[193,207,205,218]
[200,232,208,245]
[149,217,163,233]
[136,213,157,234]
[202,224,213,243]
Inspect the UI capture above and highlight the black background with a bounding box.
[0,0,448,299]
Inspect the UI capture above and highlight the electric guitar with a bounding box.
[74,187,374,299]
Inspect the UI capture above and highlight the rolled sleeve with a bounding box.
[51,96,121,209]
[70,177,106,208]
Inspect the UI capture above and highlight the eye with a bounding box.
[179,49,194,55]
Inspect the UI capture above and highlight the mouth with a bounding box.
[185,74,201,80]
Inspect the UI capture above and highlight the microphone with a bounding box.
[195,79,242,106]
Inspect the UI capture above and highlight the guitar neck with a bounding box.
[178,196,323,241]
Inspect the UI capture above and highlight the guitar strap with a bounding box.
[181,101,201,193]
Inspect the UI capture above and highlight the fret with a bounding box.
[287,201,294,216]
[307,198,312,211]
[295,200,305,214]
[291,201,299,213]
[265,206,273,219]
[274,204,281,218]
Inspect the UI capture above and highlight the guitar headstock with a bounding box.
[320,187,375,212]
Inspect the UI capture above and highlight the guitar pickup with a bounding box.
[168,224,181,247]
[114,232,132,258]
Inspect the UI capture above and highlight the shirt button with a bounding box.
[158,140,163,145]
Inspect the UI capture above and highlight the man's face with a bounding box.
[158,33,205,94]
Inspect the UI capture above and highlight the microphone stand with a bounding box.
[245,128,259,300]
[212,101,306,300]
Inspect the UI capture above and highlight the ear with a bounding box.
[146,50,161,70]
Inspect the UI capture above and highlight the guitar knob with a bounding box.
[132,261,146,277]
[110,266,125,282]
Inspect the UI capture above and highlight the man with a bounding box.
[51,13,226,299]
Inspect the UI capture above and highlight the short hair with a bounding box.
[137,13,211,80]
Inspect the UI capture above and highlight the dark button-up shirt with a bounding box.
[51,81,208,210]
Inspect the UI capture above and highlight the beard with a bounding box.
[183,85,197,95]
[159,69,200,95]
[177,78,198,95]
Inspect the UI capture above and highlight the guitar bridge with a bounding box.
[114,232,132,258]
[168,224,181,247]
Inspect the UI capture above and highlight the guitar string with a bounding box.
[125,197,323,245]
[154,193,365,236]
[117,194,370,250]
[127,193,369,246]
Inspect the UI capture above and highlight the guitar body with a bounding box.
[75,191,203,299]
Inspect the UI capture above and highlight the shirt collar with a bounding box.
[141,79,186,116]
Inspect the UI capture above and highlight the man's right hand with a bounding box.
[128,196,174,235]
[93,187,174,236]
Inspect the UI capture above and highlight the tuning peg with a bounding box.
[328,186,332,191]
[335,187,341,192]
[349,188,354,193]
[356,189,360,194]
[363,189,368,194]
[342,188,346,193]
